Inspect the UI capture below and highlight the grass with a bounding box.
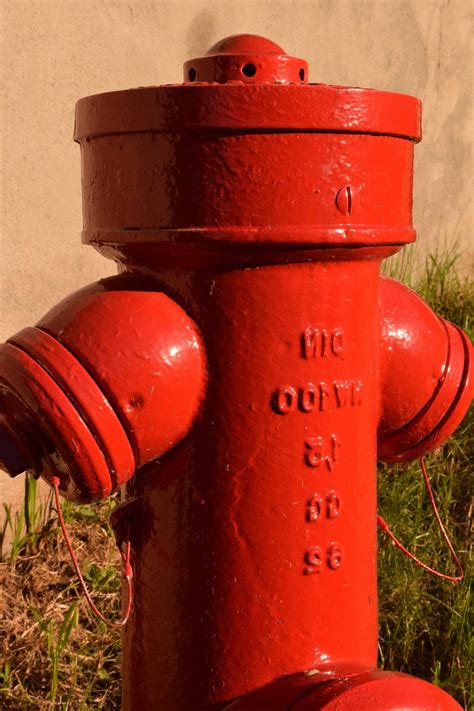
[1,490,123,709]
[0,246,472,709]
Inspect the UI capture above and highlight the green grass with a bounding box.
[0,246,472,708]
[1,485,123,709]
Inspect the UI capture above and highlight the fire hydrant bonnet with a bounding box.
[74,35,421,262]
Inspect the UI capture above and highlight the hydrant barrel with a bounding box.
[124,259,382,707]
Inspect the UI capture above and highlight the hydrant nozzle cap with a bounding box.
[183,33,309,85]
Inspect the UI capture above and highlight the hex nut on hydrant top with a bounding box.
[0,34,472,710]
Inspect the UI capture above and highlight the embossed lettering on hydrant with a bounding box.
[306,491,340,522]
[304,433,341,469]
[301,327,345,359]
[304,542,343,574]
[271,380,363,414]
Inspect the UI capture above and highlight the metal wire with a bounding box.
[377,457,464,582]
[52,476,133,628]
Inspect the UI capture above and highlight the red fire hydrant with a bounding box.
[0,35,472,710]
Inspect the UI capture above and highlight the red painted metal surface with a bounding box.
[183,34,309,85]
[378,277,472,461]
[0,278,207,501]
[225,669,462,710]
[0,34,471,709]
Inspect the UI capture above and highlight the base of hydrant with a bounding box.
[224,670,462,710]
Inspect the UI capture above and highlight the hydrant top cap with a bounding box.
[74,33,421,141]
[183,33,309,84]
[207,34,285,55]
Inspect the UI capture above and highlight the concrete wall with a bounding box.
[1,0,472,513]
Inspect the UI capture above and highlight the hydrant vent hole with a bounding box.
[242,63,257,78]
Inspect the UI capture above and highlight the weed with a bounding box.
[2,503,25,564]
[1,475,53,562]
[31,603,79,704]
[0,491,123,709]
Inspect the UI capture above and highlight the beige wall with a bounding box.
[0,0,472,509]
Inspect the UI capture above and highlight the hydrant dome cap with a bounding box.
[206,34,286,55]
[183,33,306,84]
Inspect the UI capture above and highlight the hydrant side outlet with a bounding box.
[378,277,473,461]
[0,277,207,501]
[0,33,470,710]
